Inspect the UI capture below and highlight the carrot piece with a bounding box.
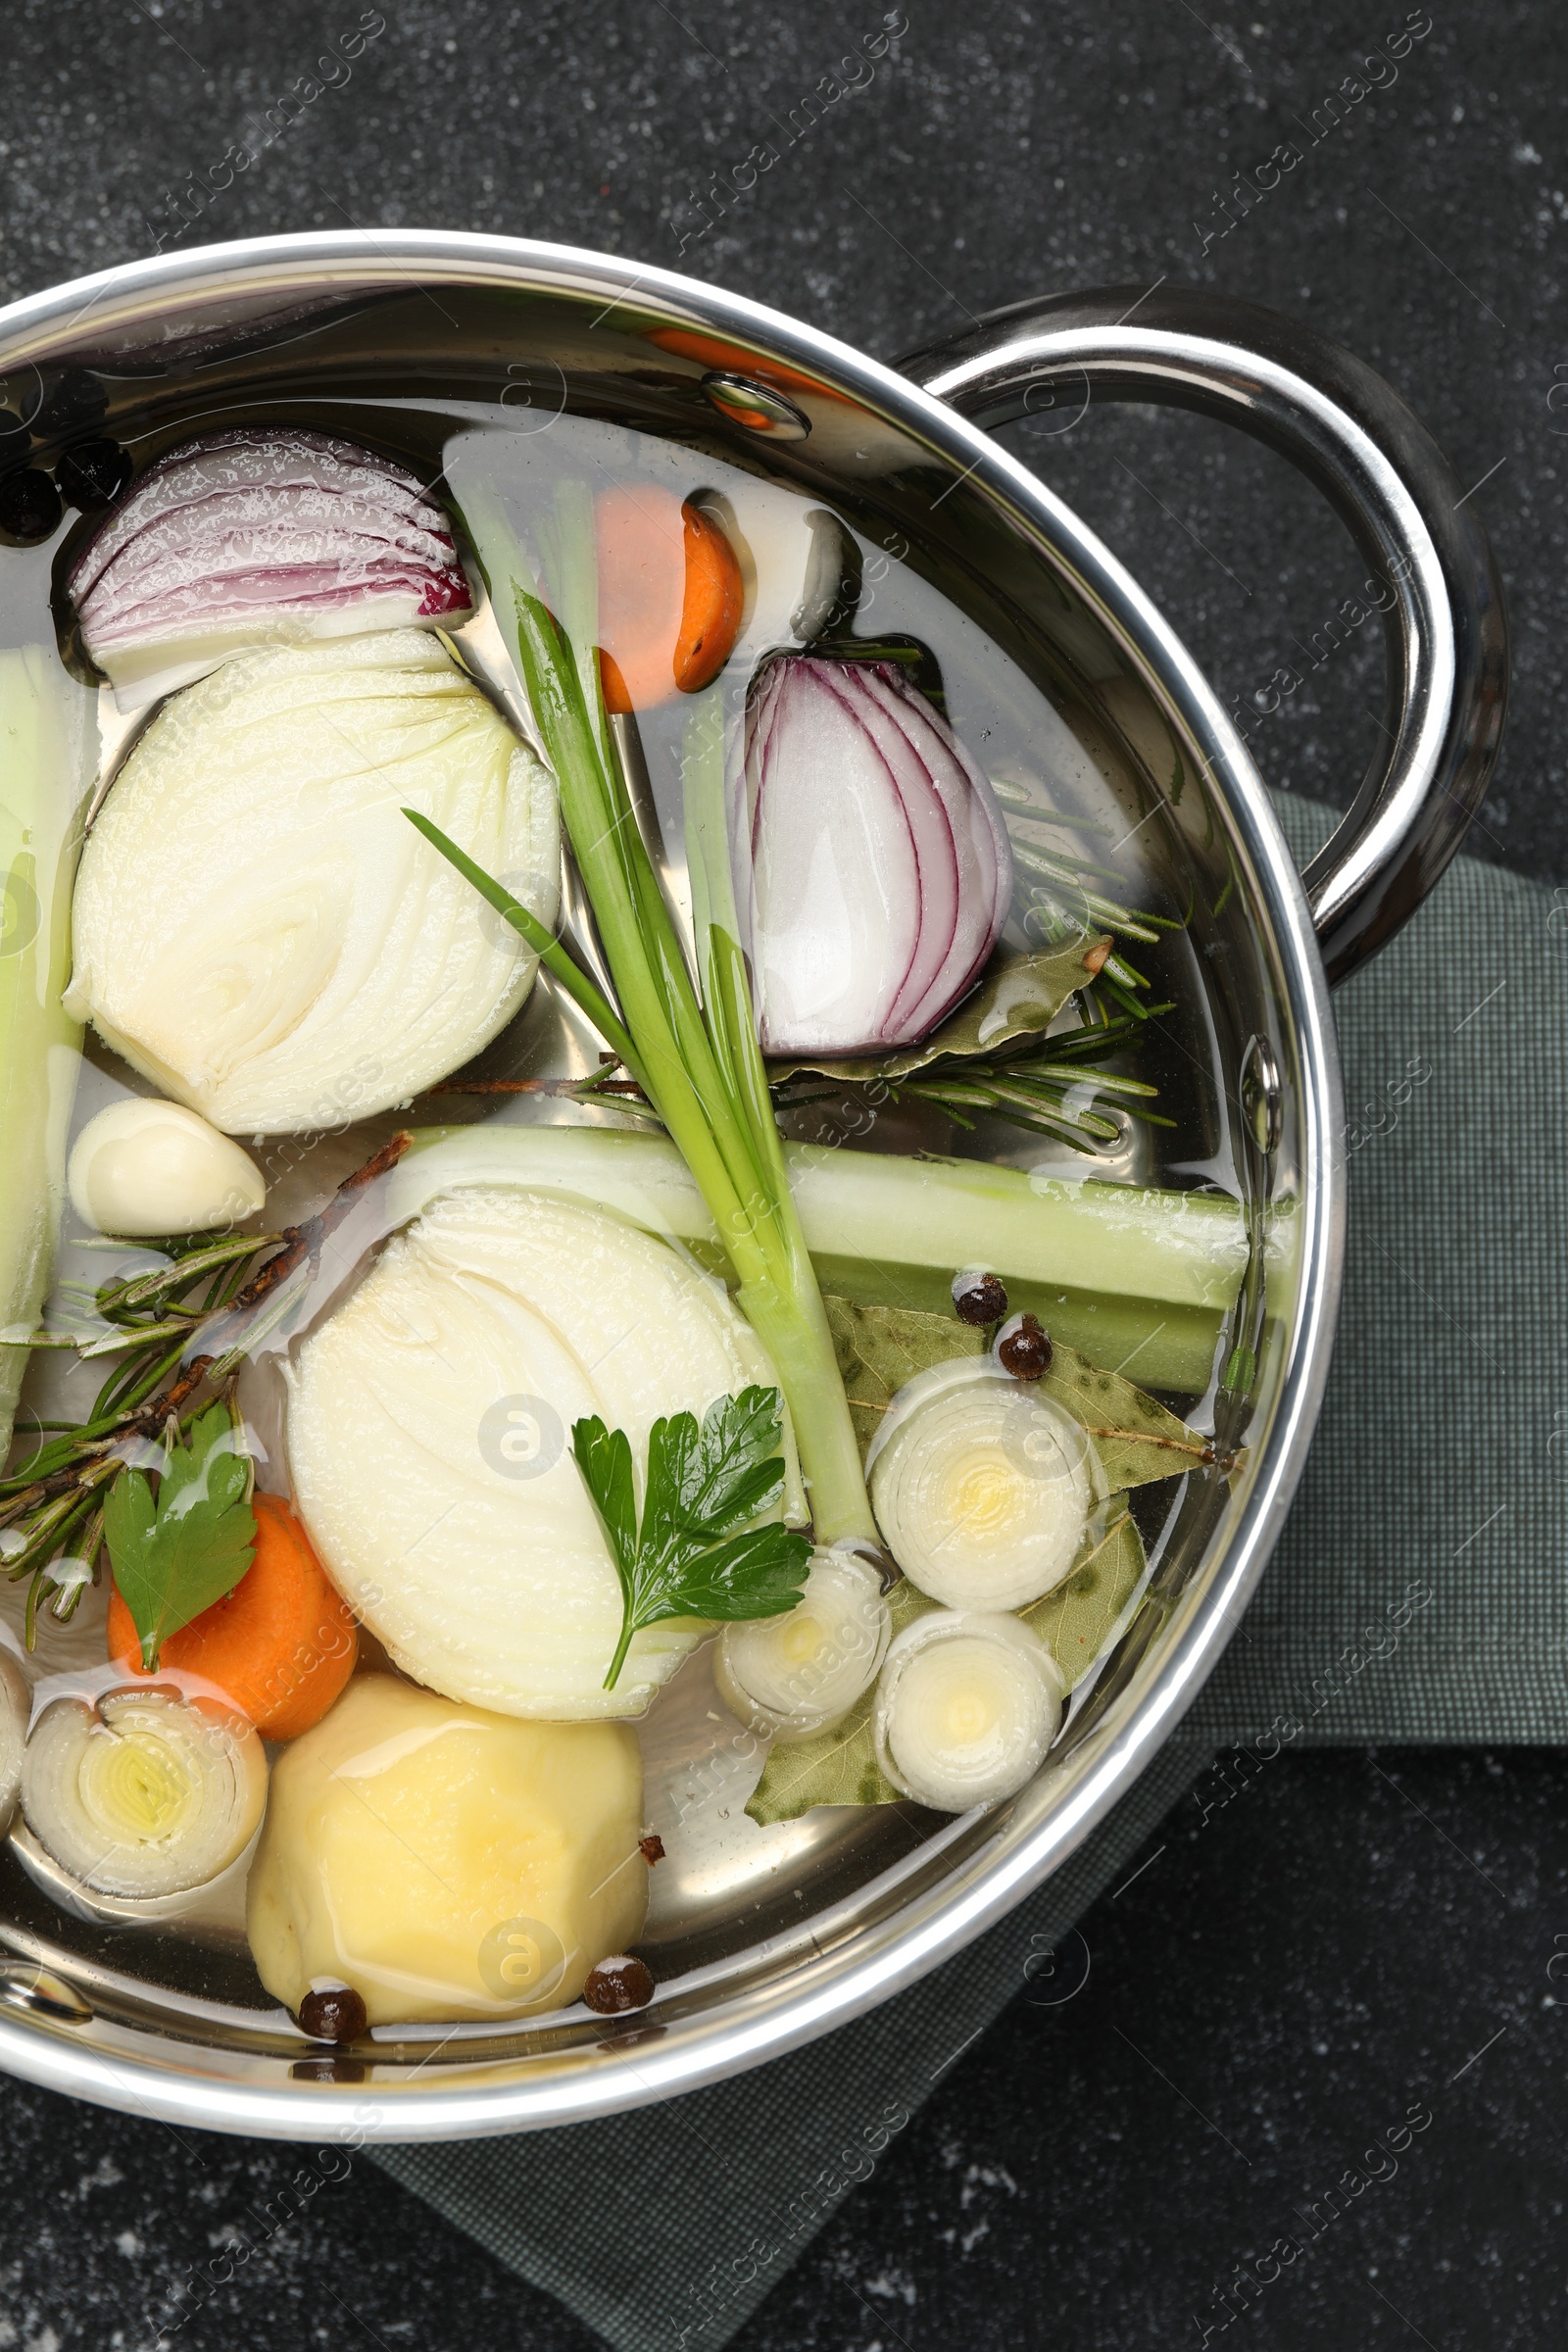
[646,327,854,407]
[595,484,744,713]
[107,1491,358,1740]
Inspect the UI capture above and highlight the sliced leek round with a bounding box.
[0,1647,28,1835]
[873,1610,1062,1811]
[867,1359,1097,1609]
[22,1686,267,1899]
[715,1550,890,1741]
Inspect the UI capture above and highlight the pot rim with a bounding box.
[0,228,1344,2138]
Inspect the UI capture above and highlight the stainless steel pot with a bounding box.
[0,232,1505,2138]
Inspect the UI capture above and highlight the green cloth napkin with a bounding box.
[373,795,1544,2348]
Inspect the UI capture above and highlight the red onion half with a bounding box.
[67,426,471,704]
[736,656,1012,1055]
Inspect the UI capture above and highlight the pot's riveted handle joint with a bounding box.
[902,287,1507,987]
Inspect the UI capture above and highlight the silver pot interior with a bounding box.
[0,255,1327,2132]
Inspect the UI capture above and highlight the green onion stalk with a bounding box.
[416,484,876,1547]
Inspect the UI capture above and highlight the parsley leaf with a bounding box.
[572,1386,812,1690]
[104,1403,258,1672]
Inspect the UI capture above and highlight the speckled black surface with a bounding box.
[0,3,1560,2346]
[5,1749,1566,2351]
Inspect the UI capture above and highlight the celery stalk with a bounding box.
[389,1126,1253,1396]
[0,648,94,1457]
[451,486,877,1544]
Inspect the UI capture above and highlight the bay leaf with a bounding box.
[823,1295,1211,1489]
[743,1507,1149,1827]
[743,1579,931,1825]
[766,941,1106,1086]
[1020,1502,1147,1688]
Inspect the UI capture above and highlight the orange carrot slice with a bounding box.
[645,327,854,407]
[595,484,744,713]
[107,1491,358,1740]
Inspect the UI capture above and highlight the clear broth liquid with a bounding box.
[0,283,1250,2034]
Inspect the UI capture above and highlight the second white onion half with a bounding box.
[873,1611,1062,1812]
[867,1358,1100,1609]
[715,1550,891,1741]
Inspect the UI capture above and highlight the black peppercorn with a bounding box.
[58,437,130,512]
[0,468,62,544]
[298,1983,368,2044]
[997,1311,1053,1380]
[582,1953,655,2015]
[35,367,107,437]
[953,1268,1008,1326]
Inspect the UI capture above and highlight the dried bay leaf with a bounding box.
[765,941,1105,1086]
[1020,1503,1147,1689]
[743,1580,932,1824]
[823,1294,1211,1488]
[744,1507,1150,1827]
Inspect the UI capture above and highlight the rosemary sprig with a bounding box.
[773,1010,1171,1153]
[1,1132,410,1642]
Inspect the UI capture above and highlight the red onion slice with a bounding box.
[68,426,471,704]
[742,659,923,1054]
[855,664,1013,1032]
[736,656,1013,1057]
[813,662,961,1045]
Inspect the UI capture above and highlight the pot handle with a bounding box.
[902,287,1507,986]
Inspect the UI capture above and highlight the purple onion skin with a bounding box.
[67,426,470,690]
[737,657,1012,1057]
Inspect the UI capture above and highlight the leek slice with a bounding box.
[0,1646,25,1832]
[866,1359,1100,1608]
[23,1686,267,1898]
[714,1549,890,1740]
[873,1609,1062,1810]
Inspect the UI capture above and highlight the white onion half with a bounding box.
[0,1647,27,1835]
[65,631,559,1136]
[68,1098,267,1236]
[867,1358,1098,1609]
[715,1549,890,1740]
[286,1184,804,1720]
[873,1611,1061,1811]
[735,657,1012,1055]
[22,1687,268,1898]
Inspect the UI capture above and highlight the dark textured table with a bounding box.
[0,4,1560,2346]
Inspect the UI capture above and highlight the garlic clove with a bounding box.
[67,1099,266,1237]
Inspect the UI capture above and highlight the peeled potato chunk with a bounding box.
[246,1675,648,2027]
